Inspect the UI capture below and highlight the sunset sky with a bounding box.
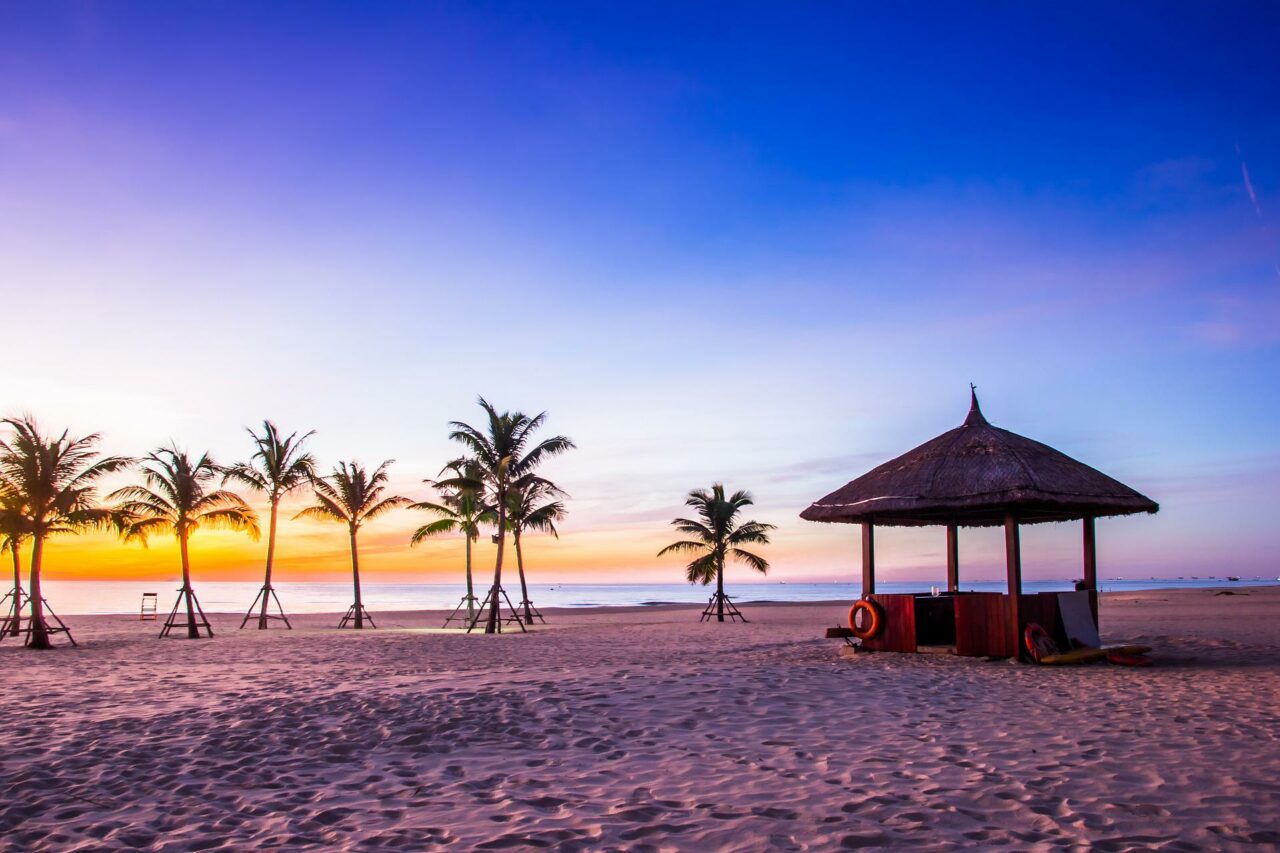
[2,4,1278,586]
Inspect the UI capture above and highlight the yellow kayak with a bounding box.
[1039,644,1152,665]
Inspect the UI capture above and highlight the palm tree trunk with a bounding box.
[7,543,21,637]
[716,557,725,622]
[465,534,475,623]
[350,529,364,629]
[515,530,532,624]
[27,534,49,649]
[258,500,279,629]
[487,504,506,634]
[180,531,198,639]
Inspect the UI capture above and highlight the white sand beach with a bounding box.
[2,587,1278,850]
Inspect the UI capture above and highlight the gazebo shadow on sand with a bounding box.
[801,389,1158,660]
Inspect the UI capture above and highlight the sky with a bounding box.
[1,3,1278,586]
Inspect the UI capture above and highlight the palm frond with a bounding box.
[361,495,411,523]
[657,540,709,558]
[731,548,769,574]
[410,518,459,545]
[199,507,261,539]
[685,553,718,585]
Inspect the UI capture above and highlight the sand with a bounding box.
[2,587,1278,851]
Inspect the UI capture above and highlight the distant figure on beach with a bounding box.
[658,483,774,623]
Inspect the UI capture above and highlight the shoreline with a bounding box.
[38,582,1280,618]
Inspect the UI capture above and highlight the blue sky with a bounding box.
[1,3,1277,582]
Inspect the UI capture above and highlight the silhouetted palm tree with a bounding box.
[505,479,566,625]
[296,461,408,629]
[112,445,260,638]
[442,398,574,633]
[409,460,495,624]
[0,491,31,637]
[0,416,131,648]
[223,421,316,629]
[658,484,774,622]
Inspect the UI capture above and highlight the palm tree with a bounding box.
[223,421,316,629]
[0,491,31,637]
[442,397,574,634]
[295,461,408,629]
[112,445,260,639]
[657,484,775,623]
[505,479,566,625]
[0,416,131,649]
[409,460,495,625]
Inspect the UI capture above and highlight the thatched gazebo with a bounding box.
[801,390,1158,658]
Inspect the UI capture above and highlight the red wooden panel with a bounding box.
[1020,593,1066,650]
[954,593,1011,657]
[862,593,916,653]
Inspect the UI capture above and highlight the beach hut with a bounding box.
[800,390,1158,659]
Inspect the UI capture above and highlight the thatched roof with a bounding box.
[800,391,1159,527]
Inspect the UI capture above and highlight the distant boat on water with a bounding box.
[1227,576,1241,582]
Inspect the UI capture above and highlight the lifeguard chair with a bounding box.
[140,592,158,621]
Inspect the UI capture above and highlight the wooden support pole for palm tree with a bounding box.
[0,589,26,637]
[240,501,291,629]
[0,590,29,638]
[161,532,213,638]
[339,529,373,629]
[946,523,959,592]
[512,531,546,625]
[1004,512,1022,660]
[1,545,26,638]
[700,560,746,623]
[466,583,526,633]
[239,584,291,630]
[3,545,23,637]
[442,592,480,627]
[160,583,213,639]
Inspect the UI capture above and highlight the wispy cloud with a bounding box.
[1237,144,1264,217]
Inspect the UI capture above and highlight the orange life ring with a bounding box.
[848,598,884,641]
[1024,622,1060,663]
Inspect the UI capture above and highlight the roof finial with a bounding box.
[964,383,988,426]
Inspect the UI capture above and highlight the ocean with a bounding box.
[33,576,1280,616]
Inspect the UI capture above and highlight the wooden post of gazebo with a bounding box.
[861,522,875,596]
[1004,513,1022,659]
[1083,515,1098,627]
[946,524,959,592]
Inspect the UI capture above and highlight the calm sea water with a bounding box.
[35,577,1280,616]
